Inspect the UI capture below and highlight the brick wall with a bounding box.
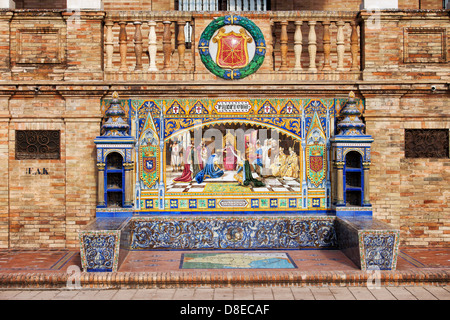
[0,117,8,249]
[63,11,105,81]
[64,95,102,248]
[12,0,440,11]
[0,3,448,249]
[3,93,101,249]
[8,107,67,248]
[361,10,449,82]
[102,0,430,11]
[103,0,172,11]
[365,95,450,247]
[419,0,444,9]
[14,0,67,9]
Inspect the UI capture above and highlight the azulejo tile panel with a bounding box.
[359,231,400,271]
[129,216,338,250]
[335,217,400,271]
[124,97,345,213]
[79,231,121,272]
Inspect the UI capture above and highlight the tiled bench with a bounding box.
[79,217,131,272]
[78,215,400,272]
[336,217,401,271]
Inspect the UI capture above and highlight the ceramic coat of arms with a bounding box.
[198,15,266,80]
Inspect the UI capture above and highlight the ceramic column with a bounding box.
[97,163,106,207]
[335,161,345,206]
[363,162,371,206]
[124,162,134,207]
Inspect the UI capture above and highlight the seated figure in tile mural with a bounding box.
[195,153,224,184]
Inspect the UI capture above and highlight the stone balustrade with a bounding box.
[1,9,448,83]
[103,11,361,81]
[270,11,360,78]
[104,11,193,79]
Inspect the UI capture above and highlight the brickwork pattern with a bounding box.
[0,4,448,249]
[366,96,450,247]
[8,118,66,249]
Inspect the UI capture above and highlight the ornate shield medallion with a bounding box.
[140,146,159,188]
[307,145,326,188]
[198,15,266,80]
[213,28,252,69]
[309,155,323,173]
[143,157,156,174]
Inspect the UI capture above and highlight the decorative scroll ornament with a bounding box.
[198,15,266,80]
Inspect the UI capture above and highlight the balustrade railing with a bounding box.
[270,11,360,73]
[103,11,361,81]
[104,11,193,75]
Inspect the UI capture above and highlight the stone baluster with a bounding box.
[279,20,288,71]
[293,20,303,71]
[134,21,143,71]
[322,21,331,71]
[177,21,187,71]
[307,21,317,72]
[163,21,172,70]
[336,20,345,72]
[148,20,158,71]
[350,20,359,71]
[104,19,114,72]
[119,21,128,71]
[266,21,274,70]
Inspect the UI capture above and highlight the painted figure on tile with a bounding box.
[199,139,209,169]
[174,141,192,183]
[195,154,224,184]
[171,139,181,172]
[282,147,300,179]
[270,146,287,177]
[223,140,238,171]
[234,149,265,188]
[174,139,202,182]
[261,138,273,176]
[252,140,263,175]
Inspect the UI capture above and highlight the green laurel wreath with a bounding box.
[198,15,266,80]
